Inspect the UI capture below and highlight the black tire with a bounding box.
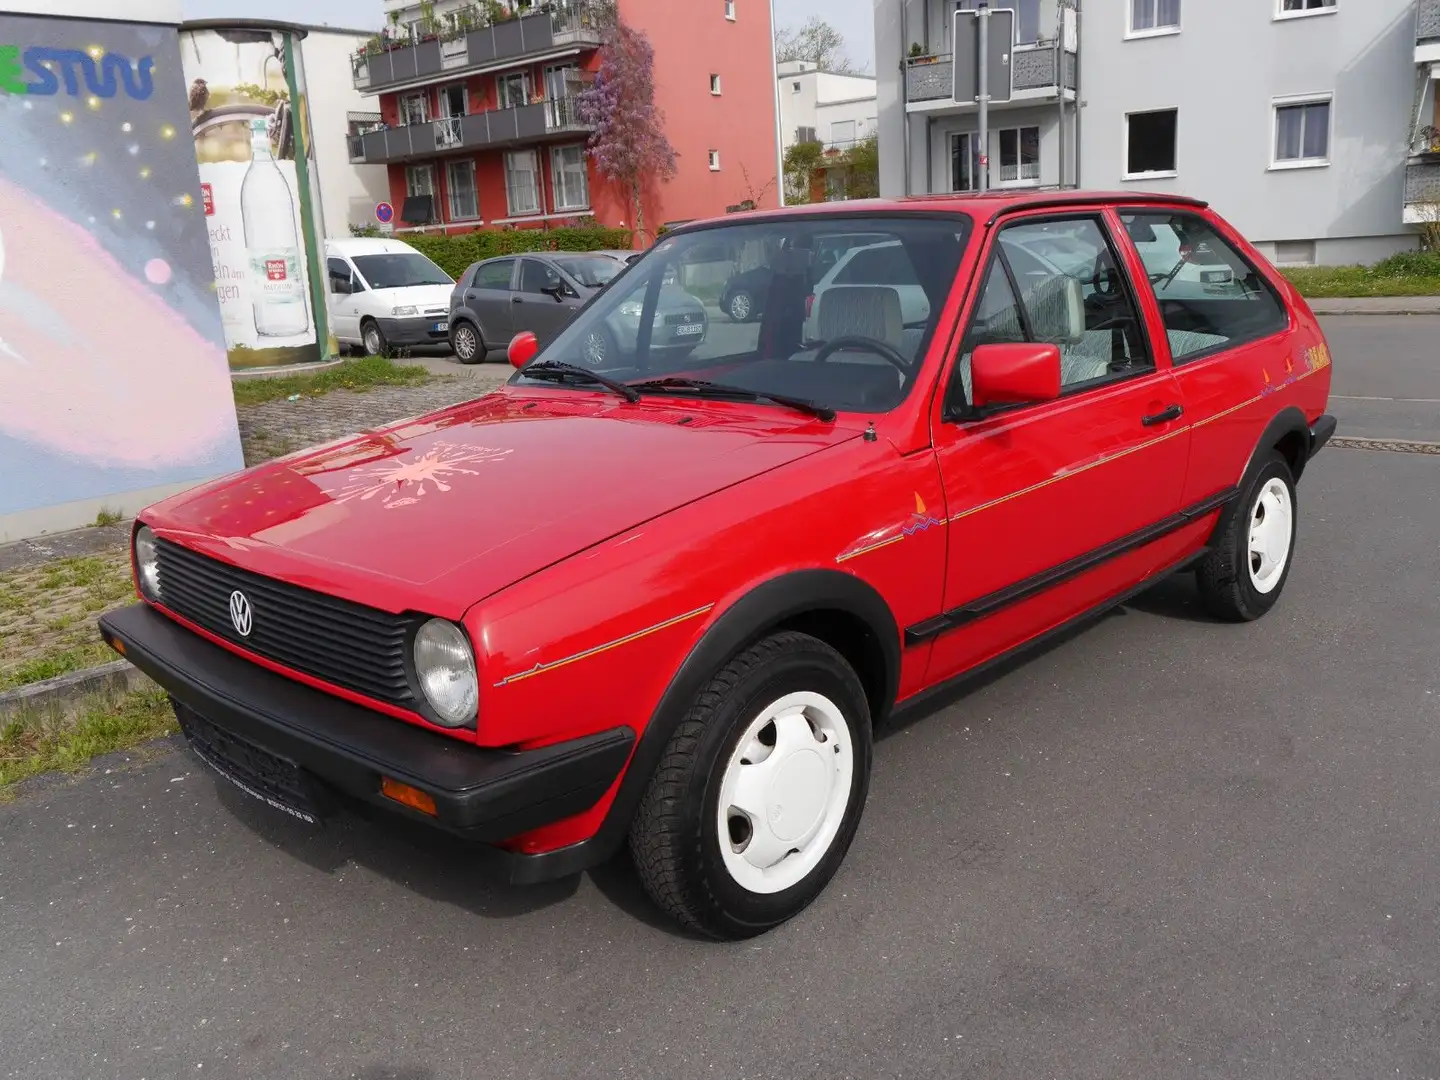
[360,319,387,357]
[726,289,755,323]
[451,320,484,364]
[1196,451,1298,622]
[628,631,873,940]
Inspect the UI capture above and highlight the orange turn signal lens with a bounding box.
[381,777,437,817]
[106,635,126,656]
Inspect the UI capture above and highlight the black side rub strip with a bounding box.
[904,488,1239,646]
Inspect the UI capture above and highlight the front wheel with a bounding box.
[1196,451,1298,621]
[361,319,387,357]
[451,320,483,364]
[629,631,872,940]
[726,290,754,323]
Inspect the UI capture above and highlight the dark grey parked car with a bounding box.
[449,252,706,364]
[447,253,627,363]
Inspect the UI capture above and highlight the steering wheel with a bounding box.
[813,335,910,374]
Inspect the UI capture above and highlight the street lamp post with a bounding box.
[977,0,989,191]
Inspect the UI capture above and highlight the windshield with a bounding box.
[514,215,971,414]
[555,255,624,288]
[352,252,453,290]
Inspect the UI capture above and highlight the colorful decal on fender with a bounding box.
[328,441,513,509]
[837,492,946,564]
[493,604,715,687]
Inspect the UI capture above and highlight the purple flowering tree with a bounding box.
[576,19,678,246]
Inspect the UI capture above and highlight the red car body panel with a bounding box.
[119,192,1334,861]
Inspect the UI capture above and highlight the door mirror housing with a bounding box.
[508,330,539,369]
[969,342,1062,409]
[540,283,566,302]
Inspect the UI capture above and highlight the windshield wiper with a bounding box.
[520,360,640,403]
[627,377,836,422]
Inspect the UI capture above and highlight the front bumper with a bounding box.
[98,604,634,850]
[378,314,450,346]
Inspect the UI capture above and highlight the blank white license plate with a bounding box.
[674,323,703,336]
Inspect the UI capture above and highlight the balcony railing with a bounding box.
[1420,0,1440,45]
[349,97,593,164]
[905,41,1077,105]
[997,161,1042,183]
[1404,160,1440,218]
[352,2,610,93]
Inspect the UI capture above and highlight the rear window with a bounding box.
[835,245,921,286]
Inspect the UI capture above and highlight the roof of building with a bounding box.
[180,18,381,38]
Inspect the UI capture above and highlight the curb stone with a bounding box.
[0,660,151,721]
[1330,436,1440,455]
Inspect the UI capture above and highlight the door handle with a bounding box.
[511,296,523,304]
[1142,404,1184,427]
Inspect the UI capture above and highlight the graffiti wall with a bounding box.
[0,13,245,541]
[180,26,332,369]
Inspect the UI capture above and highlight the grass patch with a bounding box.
[0,550,135,691]
[231,356,434,407]
[92,507,125,527]
[1282,250,1440,298]
[0,687,177,796]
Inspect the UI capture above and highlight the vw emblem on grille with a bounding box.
[228,590,253,637]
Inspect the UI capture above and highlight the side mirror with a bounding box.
[970,342,1062,409]
[508,330,539,368]
[540,283,565,302]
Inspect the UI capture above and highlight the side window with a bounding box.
[519,258,563,295]
[1120,211,1289,362]
[473,259,515,290]
[950,217,1153,411]
[326,257,353,292]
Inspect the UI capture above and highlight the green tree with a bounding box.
[783,140,825,204]
[775,17,863,75]
[841,135,879,200]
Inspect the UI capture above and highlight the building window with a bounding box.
[406,164,435,198]
[998,126,1040,183]
[830,119,856,147]
[710,73,722,95]
[725,0,736,19]
[708,149,721,171]
[1128,0,1180,36]
[497,71,531,110]
[399,92,429,127]
[1278,0,1335,14]
[551,144,589,210]
[404,164,436,223]
[950,131,980,192]
[1273,95,1332,167]
[1124,108,1178,177]
[955,0,1040,43]
[446,160,478,220]
[795,125,817,144]
[505,149,540,215]
[792,81,801,93]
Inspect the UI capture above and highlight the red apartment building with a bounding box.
[349,0,780,242]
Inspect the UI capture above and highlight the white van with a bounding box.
[323,237,455,355]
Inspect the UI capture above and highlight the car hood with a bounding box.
[370,283,453,310]
[144,392,863,619]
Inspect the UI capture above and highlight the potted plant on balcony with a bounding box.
[1418,125,1440,157]
[908,42,938,64]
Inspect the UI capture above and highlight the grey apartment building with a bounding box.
[876,0,1440,265]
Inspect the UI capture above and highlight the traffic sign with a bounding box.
[953,7,1015,106]
[375,202,395,225]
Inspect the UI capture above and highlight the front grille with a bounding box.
[664,312,702,326]
[154,539,416,709]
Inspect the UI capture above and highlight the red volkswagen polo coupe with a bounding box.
[101,193,1335,939]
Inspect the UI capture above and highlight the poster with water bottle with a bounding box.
[180,26,329,368]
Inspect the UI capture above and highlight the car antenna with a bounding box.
[863,422,878,442]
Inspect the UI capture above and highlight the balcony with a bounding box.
[350,97,593,165]
[905,41,1077,107]
[352,3,609,94]
[1421,0,1440,45]
[1403,159,1440,225]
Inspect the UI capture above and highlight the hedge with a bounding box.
[400,227,635,279]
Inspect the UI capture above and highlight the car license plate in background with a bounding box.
[433,321,447,332]
[674,323,703,336]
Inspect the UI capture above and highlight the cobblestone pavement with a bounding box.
[238,368,510,464]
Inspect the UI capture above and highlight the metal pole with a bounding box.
[977,0,989,192]
[900,0,911,195]
[1056,24,1065,188]
[769,0,786,206]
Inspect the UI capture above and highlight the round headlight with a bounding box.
[413,618,478,728]
[134,525,161,600]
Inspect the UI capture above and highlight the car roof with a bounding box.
[326,237,424,257]
[667,191,1210,235]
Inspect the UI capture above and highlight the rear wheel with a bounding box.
[629,631,872,940]
[581,324,617,367]
[726,290,754,323]
[1196,451,1297,621]
[361,319,387,357]
[451,320,483,364]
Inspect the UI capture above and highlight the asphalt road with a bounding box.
[1320,314,1440,443]
[3,452,1439,1078]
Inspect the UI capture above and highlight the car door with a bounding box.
[514,258,576,344]
[464,258,517,344]
[326,256,363,344]
[922,210,1191,685]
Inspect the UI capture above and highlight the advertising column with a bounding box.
[180,25,332,368]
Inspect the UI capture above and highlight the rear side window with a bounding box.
[1120,211,1288,362]
[474,260,515,290]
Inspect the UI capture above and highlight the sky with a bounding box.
[179,0,877,71]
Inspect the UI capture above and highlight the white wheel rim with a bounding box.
[1247,477,1293,594]
[731,293,751,320]
[365,328,380,354]
[455,326,475,358]
[716,690,854,895]
[584,331,606,364]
